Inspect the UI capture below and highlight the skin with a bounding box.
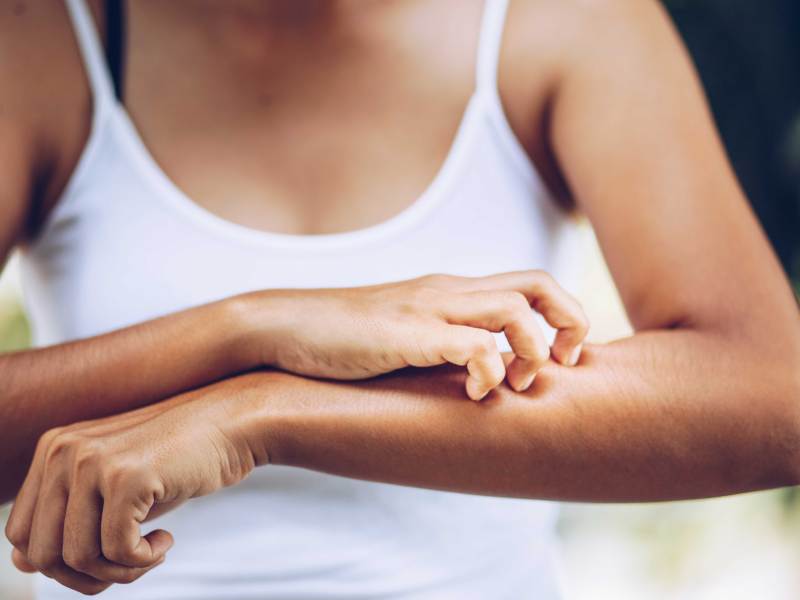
[0,1,589,503]
[1,0,799,595]
[0,271,588,502]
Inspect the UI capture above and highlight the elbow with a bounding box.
[720,309,800,488]
[780,362,800,486]
[758,346,800,488]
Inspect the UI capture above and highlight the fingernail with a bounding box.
[568,344,583,367]
[467,384,486,401]
[511,372,536,392]
[520,372,536,391]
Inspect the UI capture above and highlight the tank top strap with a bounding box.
[64,0,116,111]
[475,0,511,93]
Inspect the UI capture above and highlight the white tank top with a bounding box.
[21,0,583,598]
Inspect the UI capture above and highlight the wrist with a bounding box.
[220,291,287,370]
[213,371,298,468]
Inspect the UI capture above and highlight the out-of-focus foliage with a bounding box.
[0,304,30,352]
[0,255,30,352]
[663,0,800,291]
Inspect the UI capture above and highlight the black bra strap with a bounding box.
[105,0,126,101]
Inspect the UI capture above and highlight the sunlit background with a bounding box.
[1,0,799,598]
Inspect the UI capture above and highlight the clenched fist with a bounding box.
[5,386,255,595]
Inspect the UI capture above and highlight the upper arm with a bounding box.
[0,0,90,267]
[548,0,798,345]
[0,3,45,264]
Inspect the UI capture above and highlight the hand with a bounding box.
[247,270,589,400]
[5,384,254,595]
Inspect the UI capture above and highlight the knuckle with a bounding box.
[72,441,103,474]
[28,548,60,572]
[34,427,63,457]
[563,307,590,339]
[417,273,454,290]
[504,291,530,315]
[100,456,140,488]
[524,343,550,366]
[575,317,590,338]
[44,432,81,464]
[102,544,132,566]
[62,549,91,572]
[114,569,142,585]
[528,270,555,295]
[416,273,463,292]
[529,269,553,284]
[40,426,64,445]
[533,345,551,364]
[5,521,26,549]
[487,362,505,383]
[472,331,496,355]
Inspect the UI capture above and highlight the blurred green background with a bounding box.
[1,1,798,599]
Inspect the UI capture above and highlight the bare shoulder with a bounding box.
[0,1,86,137]
[508,0,680,75]
[0,0,91,244]
[500,0,693,206]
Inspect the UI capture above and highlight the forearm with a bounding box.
[230,330,800,502]
[0,270,589,503]
[0,296,261,502]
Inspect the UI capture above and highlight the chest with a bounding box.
[21,0,585,345]
[42,0,567,238]
[21,113,577,344]
[121,0,489,235]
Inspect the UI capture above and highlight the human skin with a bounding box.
[1,0,800,596]
[0,271,588,502]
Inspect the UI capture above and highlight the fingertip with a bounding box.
[550,344,574,367]
[465,378,488,401]
[508,375,525,393]
[11,548,37,573]
[145,529,174,560]
[515,372,536,392]
[505,357,538,392]
[567,344,583,367]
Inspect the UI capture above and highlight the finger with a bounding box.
[39,563,112,596]
[63,483,157,584]
[451,271,590,366]
[26,468,69,578]
[8,435,112,596]
[433,325,506,400]
[101,484,173,568]
[23,474,111,594]
[11,548,37,573]
[439,290,551,392]
[5,430,59,553]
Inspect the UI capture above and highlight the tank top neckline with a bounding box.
[61,0,545,252]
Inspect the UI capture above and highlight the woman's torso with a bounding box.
[17,1,584,597]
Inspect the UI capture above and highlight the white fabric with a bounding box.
[21,0,583,597]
